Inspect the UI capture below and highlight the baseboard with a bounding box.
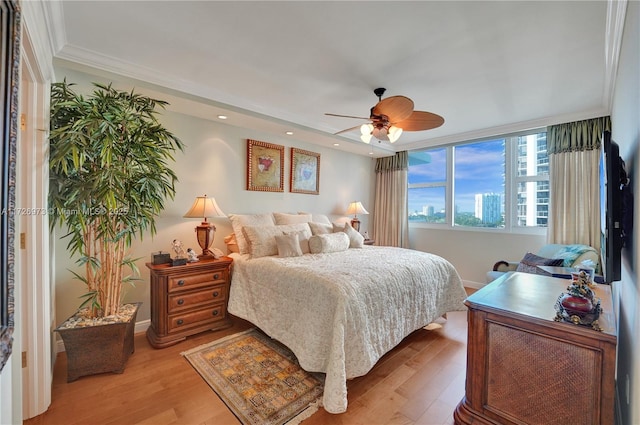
[462,279,486,290]
[55,319,151,353]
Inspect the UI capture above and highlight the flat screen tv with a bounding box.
[599,131,626,283]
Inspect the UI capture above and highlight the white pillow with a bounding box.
[242,223,311,258]
[309,222,333,235]
[275,234,303,257]
[298,212,332,225]
[228,213,275,254]
[283,229,311,254]
[273,212,312,225]
[308,232,350,254]
[343,222,364,248]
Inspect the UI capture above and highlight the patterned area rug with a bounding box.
[182,328,324,425]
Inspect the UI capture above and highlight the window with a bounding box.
[408,148,447,223]
[408,130,549,231]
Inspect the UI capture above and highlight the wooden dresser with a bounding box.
[454,272,617,425]
[146,257,233,348]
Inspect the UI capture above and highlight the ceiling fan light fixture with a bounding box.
[388,125,403,143]
[360,132,373,144]
[372,124,389,141]
[360,124,373,143]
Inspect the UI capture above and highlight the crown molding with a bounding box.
[400,107,610,151]
[604,0,628,110]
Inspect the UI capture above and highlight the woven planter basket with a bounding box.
[55,302,141,382]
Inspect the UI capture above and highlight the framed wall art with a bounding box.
[246,139,284,192]
[290,148,320,195]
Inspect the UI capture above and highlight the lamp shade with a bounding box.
[183,195,225,221]
[346,201,369,216]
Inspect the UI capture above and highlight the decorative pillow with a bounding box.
[273,212,312,225]
[308,232,350,254]
[516,252,564,274]
[343,222,364,248]
[223,233,239,254]
[228,213,276,254]
[551,244,598,267]
[298,212,332,225]
[309,222,333,235]
[283,229,311,254]
[242,223,311,258]
[275,234,303,257]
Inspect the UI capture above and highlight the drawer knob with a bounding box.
[177,279,185,286]
[177,319,184,325]
[212,291,219,297]
[212,310,219,316]
[177,299,184,305]
[213,273,220,280]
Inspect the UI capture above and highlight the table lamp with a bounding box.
[183,195,226,258]
[346,201,369,232]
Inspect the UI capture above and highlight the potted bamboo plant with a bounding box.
[49,80,184,381]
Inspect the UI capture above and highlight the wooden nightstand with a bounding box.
[363,239,375,245]
[146,256,233,348]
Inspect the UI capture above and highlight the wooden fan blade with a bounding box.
[333,124,365,135]
[394,111,445,131]
[325,113,371,120]
[372,96,414,123]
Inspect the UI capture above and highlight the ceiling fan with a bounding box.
[326,88,444,144]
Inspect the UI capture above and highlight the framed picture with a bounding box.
[246,139,284,192]
[290,148,320,195]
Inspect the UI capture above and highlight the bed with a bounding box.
[225,214,467,413]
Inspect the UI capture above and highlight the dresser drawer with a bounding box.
[168,304,227,333]
[168,269,227,292]
[168,284,227,313]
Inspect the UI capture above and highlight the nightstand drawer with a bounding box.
[168,269,227,292]
[167,304,227,333]
[168,284,227,313]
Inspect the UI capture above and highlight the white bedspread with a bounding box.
[227,246,467,413]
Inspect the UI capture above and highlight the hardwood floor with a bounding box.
[26,304,471,425]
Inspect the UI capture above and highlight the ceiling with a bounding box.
[44,1,615,157]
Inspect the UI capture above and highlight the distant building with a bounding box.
[422,205,434,216]
[516,134,549,226]
[475,193,501,225]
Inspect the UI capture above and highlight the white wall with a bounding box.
[610,1,639,424]
[410,227,546,286]
[52,66,375,326]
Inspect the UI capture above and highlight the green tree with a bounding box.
[49,81,184,317]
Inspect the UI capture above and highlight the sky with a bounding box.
[408,139,505,214]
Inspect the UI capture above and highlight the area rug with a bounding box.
[181,328,324,425]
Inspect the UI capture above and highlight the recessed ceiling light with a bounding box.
[217,115,227,120]
[333,143,340,146]
[285,131,294,135]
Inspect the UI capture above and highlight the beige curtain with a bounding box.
[547,116,610,249]
[373,151,409,247]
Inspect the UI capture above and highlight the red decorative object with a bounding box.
[560,294,593,314]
